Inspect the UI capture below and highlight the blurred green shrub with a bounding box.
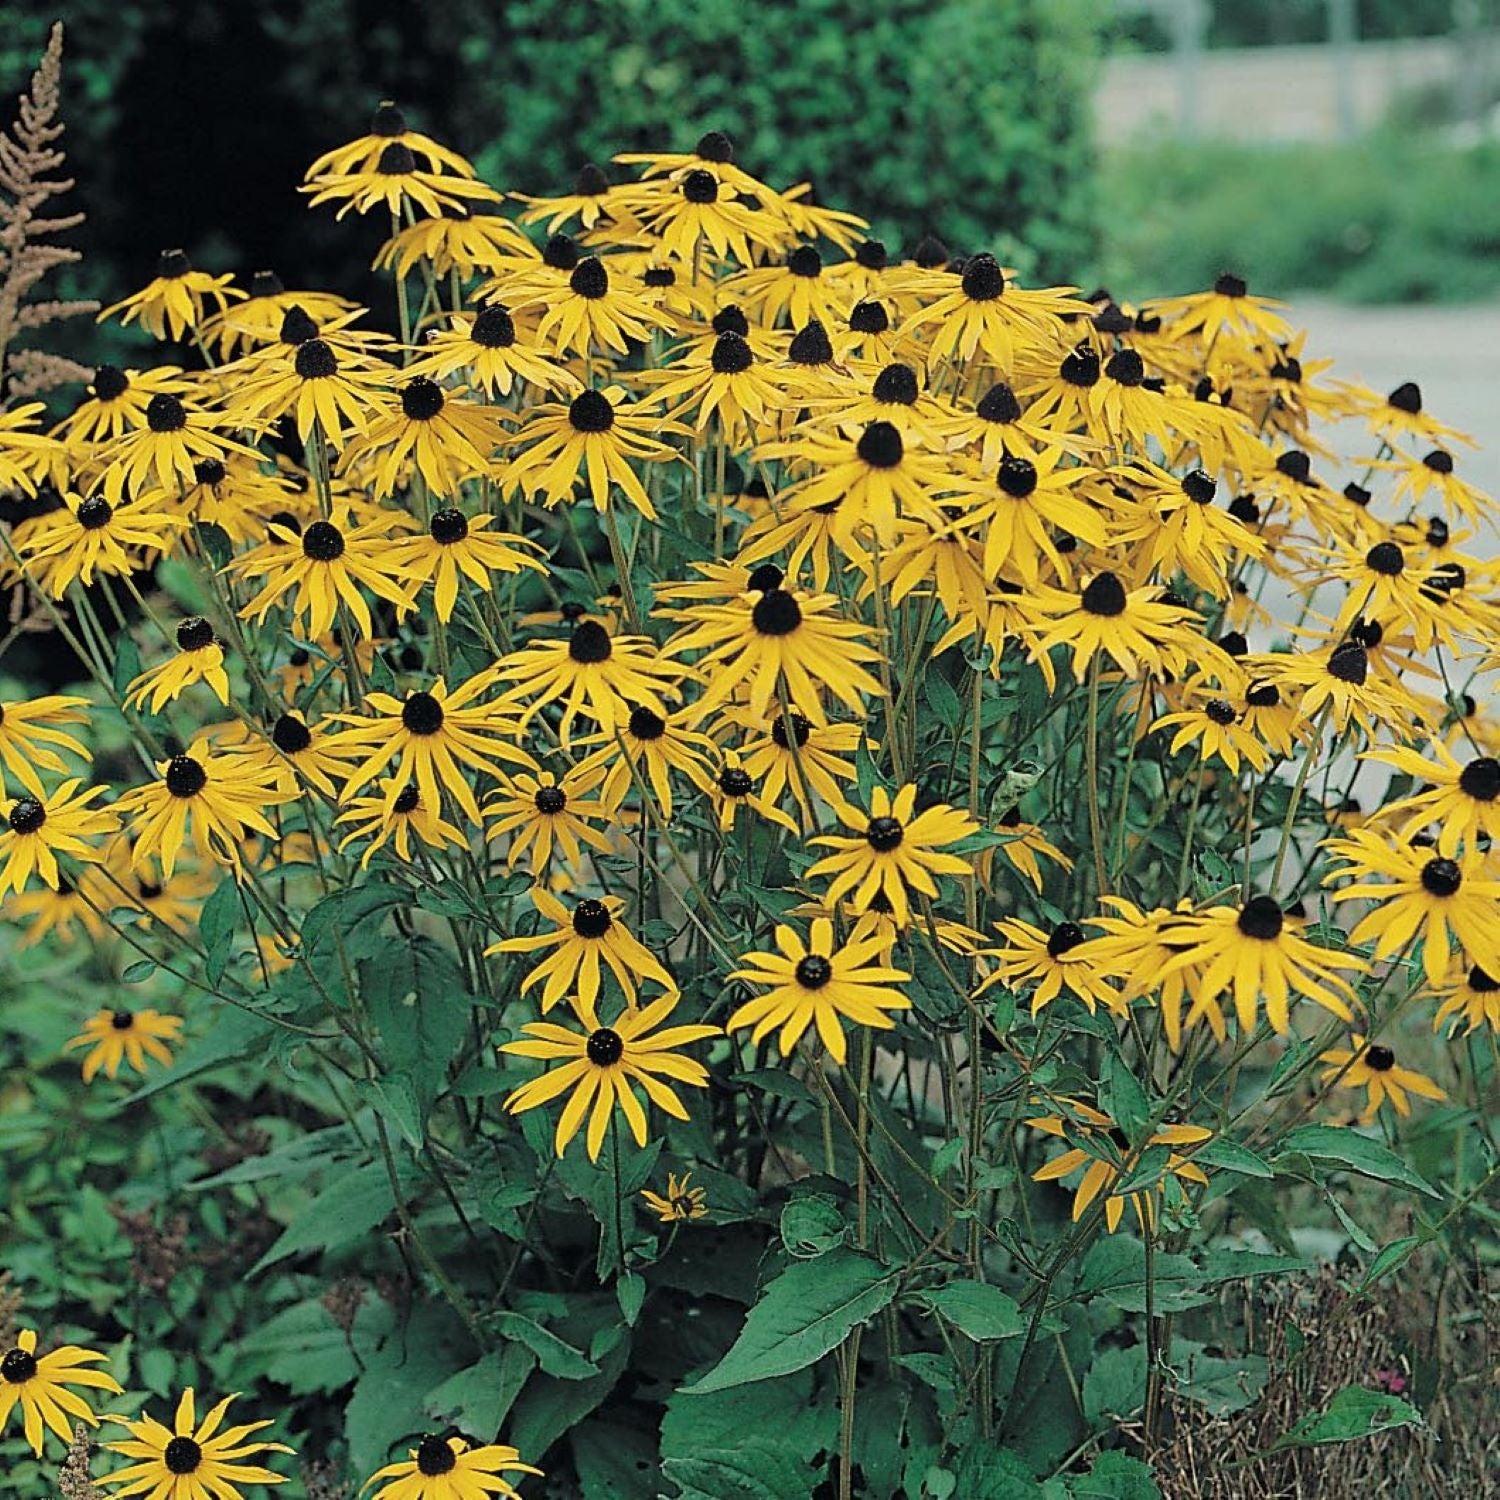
[1097,134,1500,303]
[2,0,1102,306]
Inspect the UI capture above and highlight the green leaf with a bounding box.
[198,877,239,951]
[917,1281,1025,1341]
[493,1312,598,1380]
[571,1420,660,1499]
[1070,1451,1161,1499]
[779,1193,848,1258]
[1193,1136,1273,1178]
[250,1160,399,1274]
[1275,1124,1440,1198]
[682,1248,897,1393]
[952,1440,1041,1497]
[1074,1237,1206,1315]
[931,1138,965,1179]
[1269,1385,1424,1450]
[124,1006,275,1103]
[1083,1344,1145,1426]
[1359,1235,1422,1290]
[111,632,141,698]
[663,1442,816,1500]
[426,1345,534,1439]
[1104,1053,1149,1141]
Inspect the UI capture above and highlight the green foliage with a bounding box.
[1098,135,1500,303]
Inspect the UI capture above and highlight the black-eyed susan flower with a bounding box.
[573,704,717,820]
[1268,639,1413,741]
[0,403,67,496]
[757,420,958,550]
[328,678,531,826]
[335,781,468,868]
[54,364,190,445]
[124,617,229,713]
[13,491,186,598]
[1152,690,1271,775]
[1146,273,1291,344]
[302,140,501,220]
[305,101,476,180]
[1070,897,1201,1051]
[1339,378,1472,451]
[976,918,1124,1017]
[198,270,360,360]
[101,1388,292,1499]
[730,711,866,830]
[97,248,244,341]
[113,751,286,878]
[231,508,415,640]
[1323,833,1500,986]
[100,391,260,499]
[340,377,508,500]
[1318,1034,1446,1123]
[1027,1099,1211,1233]
[485,621,685,743]
[404,305,582,398]
[1149,896,1366,1038]
[3,870,114,949]
[515,160,626,231]
[226,334,391,452]
[630,166,778,269]
[483,762,613,876]
[487,889,676,1011]
[1364,741,1500,856]
[388,508,544,622]
[807,783,976,925]
[0,780,118,896]
[505,386,688,521]
[503,990,717,1160]
[0,693,90,798]
[641,1171,709,1223]
[665,585,883,728]
[708,747,798,835]
[65,1008,184,1084]
[962,448,1106,585]
[517,254,677,359]
[363,1434,543,1500]
[1433,963,1500,1036]
[1029,572,1202,684]
[982,807,1074,894]
[1375,445,1492,525]
[646,329,787,448]
[234,712,351,799]
[726,915,910,1064]
[725,245,848,330]
[0,1327,121,1455]
[375,203,539,280]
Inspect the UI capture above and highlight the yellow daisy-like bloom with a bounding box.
[708,747,799,835]
[113,751,286,878]
[573,704,718,821]
[301,140,501,220]
[505,386,688,521]
[230,508,415,640]
[729,712,867,831]
[340,377,509,500]
[1317,1034,1447,1124]
[0,692,91,798]
[1323,833,1500,986]
[375,205,539,280]
[1151,692,1271,775]
[3,869,114,949]
[665,585,884,729]
[975,918,1125,1017]
[12,491,187,598]
[97,248,244,341]
[724,245,850,330]
[99,391,260,500]
[1363,741,1500,856]
[1145,273,1291,344]
[806,783,977,926]
[483,763,613,876]
[1028,573,1204,685]
[898,253,1089,372]
[0,779,118,896]
[328,678,531,826]
[1433,962,1500,1036]
[646,329,788,449]
[335,781,468,869]
[54,363,191,445]
[1268,639,1415,742]
[305,101,477,179]
[65,1008,184,1084]
[1148,896,1366,1038]
[1070,897,1201,1052]
[0,401,68,495]
[224,333,391,452]
[1028,1100,1212,1234]
[502,991,717,1161]
[124,617,230,713]
[404,306,582,398]
[757,420,959,551]
[485,620,685,743]
[101,1388,292,1499]
[961,447,1106,585]
[387,508,544,622]
[641,1171,709,1224]
[1338,378,1472,451]
[514,160,628,231]
[486,888,677,1012]
[0,1328,122,1455]
[515,254,677,359]
[198,270,360,359]
[631,166,780,268]
[982,807,1073,894]
[362,1434,542,1500]
[727,915,910,1064]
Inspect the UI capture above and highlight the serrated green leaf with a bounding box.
[1269,1384,1424,1450]
[917,1281,1025,1341]
[1276,1124,1440,1198]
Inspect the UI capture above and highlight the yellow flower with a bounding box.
[101,1388,292,1500]
[1318,1034,1446,1123]
[0,779,118,896]
[976,918,1125,1017]
[335,781,469,869]
[124,617,230,713]
[0,692,91,798]
[97,248,244,340]
[502,991,717,1161]
[387,508,544,622]
[0,1327,122,1455]
[483,762,613,876]
[65,1008,184,1083]
[641,1171,709,1224]
[13,492,187,598]
[362,1435,542,1500]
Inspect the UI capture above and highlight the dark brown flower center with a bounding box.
[535,785,567,815]
[1458,758,1500,802]
[0,1347,37,1384]
[872,363,918,405]
[849,299,889,334]
[111,1010,136,1030]
[573,899,612,938]
[628,705,666,740]
[569,621,613,663]
[165,756,207,799]
[1327,641,1368,685]
[787,320,834,366]
[1080,573,1127,617]
[1047,921,1084,957]
[711,332,754,375]
[1205,699,1236,726]
[471,305,516,347]
[294,338,338,379]
[164,1436,203,1474]
[787,246,822,278]
[1366,542,1404,577]
[92,365,129,401]
[302,520,346,562]
[415,1436,456,1477]
[1387,381,1422,414]
[718,766,753,797]
[570,257,609,299]
[281,305,319,345]
[429,508,469,544]
[6,797,44,835]
[393,785,421,814]
[866,816,904,852]
[176,616,215,652]
[1237,896,1283,940]
[856,421,903,470]
[1181,470,1216,504]
[751,589,802,636]
[401,692,445,735]
[586,1026,624,1066]
[961,253,1004,301]
[1104,349,1145,386]
[1420,858,1462,897]
[682,169,718,204]
[771,714,811,749]
[1362,1044,1395,1072]
[795,954,834,988]
[401,377,445,421]
[146,394,187,433]
[272,714,312,754]
[376,142,417,175]
[1060,347,1100,388]
[997,455,1037,499]
[569,390,614,433]
[976,382,1022,423]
